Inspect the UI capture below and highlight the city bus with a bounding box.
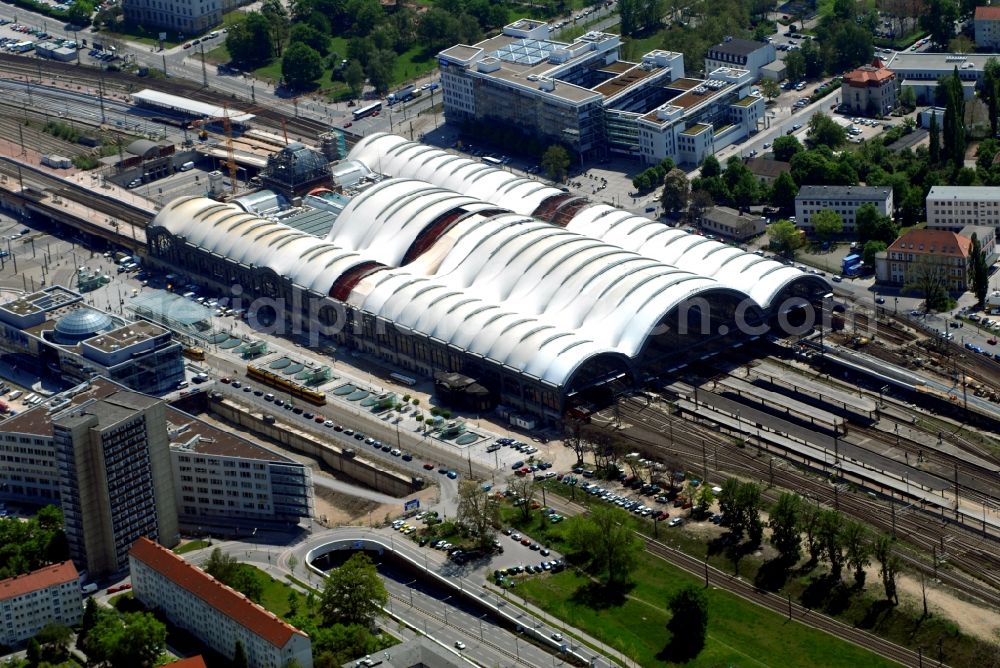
[352,102,382,121]
[482,156,503,167]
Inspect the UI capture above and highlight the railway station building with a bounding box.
[146,134,829,423]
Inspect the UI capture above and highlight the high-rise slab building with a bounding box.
[54,391,178,575]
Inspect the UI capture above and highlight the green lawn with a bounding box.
[173,540,211,555]
[516,561,900,668]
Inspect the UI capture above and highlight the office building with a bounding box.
[145,133,829,424]
[129,537,313,668]
[0,561,82,646]
[0,378,312,527]
[883,52,984,104]
[123,0,222,35]
[703,38,776,80]
[54,389,179,575]
[975,6,1000,50]
[171,415,313,523]
[875,228,979,291]
[794,185,894,234]
[926,186,1000,235]
[436,19,764,164]
[842,58,897,116]
[0,286,184,394]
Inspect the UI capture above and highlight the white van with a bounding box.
[7,391,21,401]
[179,161,195,171]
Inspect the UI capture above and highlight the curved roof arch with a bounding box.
[348,133,563,216]
[149,196,369,295]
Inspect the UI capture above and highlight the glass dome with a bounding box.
[53,309,114,344]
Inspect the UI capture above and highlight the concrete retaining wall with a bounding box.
[208,398,419,497]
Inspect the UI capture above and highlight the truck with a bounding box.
[842,253,863,276]
[387,84,415,104]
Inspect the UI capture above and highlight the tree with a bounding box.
[716,479,763,543]
[920,0,958,47]
[855,203,898,245]
[983,58,1000,138]
[769,171,798,210]
[233,640,249,668]
[344,61,365,99]
[262,0,291,56]
[841,520,871,588]
[812,209,844,241]
[700,155,721,178]
[365,49,396,95]
[226,12,274,67]
[801,38,824,79]
[660,168,690,213]
[785,50,806,83]
[665,585,708,661]
[694,484,715,514]
[687,189,714,222]
[320,552,387,627]
[289,22,331,56]
[971,232,990,307]
[863,240,887,267]
[541,145,571,182]
[282,43,324,91]
[928,110,941,164]
[818,509,845,579]
[565,506,643,585]
[85,611,166,668]
[506,474,539,523]
[798,502,822,562]
[204,548,238,582]
[905,254,952,312]
[807,113,847,149]
[772,135,803,162]
[759,78,780,102]
[941,68,966,167]
[769,492,803,563]
[36,623,73,663]
[456,480,500,551]
[899,85,916,111]
[873,533,902,604]
[769,219,804,257]
[66,0,95,27]
[619,0,664,36]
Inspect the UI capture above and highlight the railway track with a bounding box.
[610,397,1000,610]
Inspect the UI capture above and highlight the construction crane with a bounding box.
[189,103,240,195]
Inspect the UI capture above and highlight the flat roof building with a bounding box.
[54,389,179,575]
[884,52,987,103]
[926,186,1000,235]
[703,38,775,80]
[437,19,762,163]
[794,185,894,234]
[129,537,312,668]
[0,286,184,394]
[0,377,312,527]
[0,561,82,646]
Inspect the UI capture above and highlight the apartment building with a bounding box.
[0,378,312,529]
[123,0,222,35]
[926,186,1000,235]
[794,185,894,234]
[0,286,184,395]
[54,390,179,575]
[703,38,775,80]
[876,228,976,291]
[437,19,763,164]
[975,6,1000,50]
[842,58,897,117]
[129,537,313,668]
[0,561,82,646]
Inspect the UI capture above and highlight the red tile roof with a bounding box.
[129,538,307,648]
[0,561,78,601]
[889,229,971,258]
[976,6,1000,20]
[844,58,895,87]
[170,658,208,668]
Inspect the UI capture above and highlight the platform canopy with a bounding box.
[131,89,255,124]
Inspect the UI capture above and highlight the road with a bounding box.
[184,526,621,668]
